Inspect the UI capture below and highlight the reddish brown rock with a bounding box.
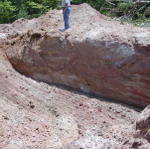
[5,4,150,108]
[134,105,150,142]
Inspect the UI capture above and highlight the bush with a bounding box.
[16,4,29,19]
[0,0,149,24]
[144,6,150,18]
[25,1,47,18]
[0,0,16,23]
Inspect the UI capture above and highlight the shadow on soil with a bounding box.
[36,79,142,112]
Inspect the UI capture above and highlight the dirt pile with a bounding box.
[0,37,139,149]
[0,3,150,149]
[4,3,150,107]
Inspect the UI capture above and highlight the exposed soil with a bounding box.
[0,3,150,149]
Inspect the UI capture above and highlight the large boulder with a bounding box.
[5,3,150,107]
[135,105,150,142]
[129,105,150,149]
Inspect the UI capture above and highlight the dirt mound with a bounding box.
[4,3,150,107]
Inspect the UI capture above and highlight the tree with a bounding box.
[0,0,16,23]
[0,0,149,24]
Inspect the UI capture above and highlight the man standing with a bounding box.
[62,0,71,31]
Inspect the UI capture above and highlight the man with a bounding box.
[62,0,71,31]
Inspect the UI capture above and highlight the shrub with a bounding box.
[0,0,16,23]
[25,1,47,18]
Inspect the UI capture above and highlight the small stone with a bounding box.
[2,115,9,120]
[30,104,35,109]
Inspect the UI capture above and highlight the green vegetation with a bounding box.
[0,1,16,23]
[0,0,149,25]
[0,0,62,22]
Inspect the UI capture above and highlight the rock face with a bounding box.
[0,29,140,149]
[130,105,150,149]
[4,4,150,107]
[135,105,150,142]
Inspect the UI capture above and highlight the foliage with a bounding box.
[0,0,62,23]
[25,1,47,18]
[0,0,149,24]
[0,0,16,23]
[117,1,134,15]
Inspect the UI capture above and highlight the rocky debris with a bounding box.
[4,3,150,107]
[0,33,7,39]
[134,105,150,142]
[124,105,150,149]
[129,138,150,149]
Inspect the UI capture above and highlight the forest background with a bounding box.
[0,0,149,25]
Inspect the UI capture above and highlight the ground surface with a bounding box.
[0,3,150,149]
[0,38,140,149]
